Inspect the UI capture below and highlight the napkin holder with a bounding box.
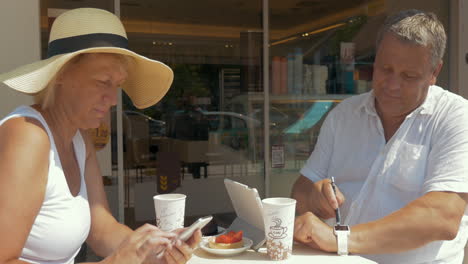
[224,179,266,251]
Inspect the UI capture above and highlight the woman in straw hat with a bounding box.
[0,8,200,264]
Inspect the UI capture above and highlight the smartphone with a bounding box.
[178,215,213,241]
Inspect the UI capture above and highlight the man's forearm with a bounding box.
[349,191,466,254]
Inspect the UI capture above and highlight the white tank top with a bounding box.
[0,106,91,264]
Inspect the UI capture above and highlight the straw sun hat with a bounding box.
[0,8,174,109]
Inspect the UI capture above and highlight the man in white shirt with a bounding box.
[292,9,468,264]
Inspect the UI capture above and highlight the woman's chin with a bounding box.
[84,120,102,130]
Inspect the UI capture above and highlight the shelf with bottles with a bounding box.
[270,53,373,98]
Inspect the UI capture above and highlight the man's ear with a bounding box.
[430,61,443,85]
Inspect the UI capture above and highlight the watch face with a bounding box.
[335,225,350,231]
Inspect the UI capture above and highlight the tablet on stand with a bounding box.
[224,179,266,250]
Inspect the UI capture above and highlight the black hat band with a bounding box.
[47,33,129,58]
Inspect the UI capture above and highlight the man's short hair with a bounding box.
[376,9,446,68]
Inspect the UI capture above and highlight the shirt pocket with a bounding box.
[388,142,429,192]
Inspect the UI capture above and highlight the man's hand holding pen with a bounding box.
[300,178,346,220]
[293,178,347,253]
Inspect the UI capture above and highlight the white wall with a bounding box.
[0,0,39,117]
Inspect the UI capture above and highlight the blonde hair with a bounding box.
[33,53,133,110]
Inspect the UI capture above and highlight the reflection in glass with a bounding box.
[267,0,449,198]
[119,0,263,229]
[268,1,380,198]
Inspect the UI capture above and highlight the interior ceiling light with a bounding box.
[271,22,346,46]
[303,22,346,36]
[271,36,299,46]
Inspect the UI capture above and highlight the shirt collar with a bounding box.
[418,85,437,115]
[356,90,378,116]
[357,85,437,117]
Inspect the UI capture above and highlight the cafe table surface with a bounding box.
[189,242,377,264]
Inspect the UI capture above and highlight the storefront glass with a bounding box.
[118,0,264,228]
[268,0,449,197]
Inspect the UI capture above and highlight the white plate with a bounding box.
[199,237,253,256]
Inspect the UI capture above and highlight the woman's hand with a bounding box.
[104,224,176,264]
[294,212,336,253]
[157,228,202,264]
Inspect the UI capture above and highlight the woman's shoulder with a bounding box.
[0,115,51,152]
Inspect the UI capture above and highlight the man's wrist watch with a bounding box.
[333,225,351,255]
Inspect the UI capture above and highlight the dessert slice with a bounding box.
[209,231,244,249]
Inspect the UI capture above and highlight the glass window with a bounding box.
[268,0,449,197]
[232,116,247,130]
[120,0,263,230]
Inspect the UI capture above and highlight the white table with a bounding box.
[189,242,377,263]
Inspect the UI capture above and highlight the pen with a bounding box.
[330,177,341,225]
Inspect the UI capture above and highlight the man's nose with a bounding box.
[385,74,402,91]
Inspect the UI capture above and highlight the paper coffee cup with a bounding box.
[153,193,186,231]
[262,197,296,261]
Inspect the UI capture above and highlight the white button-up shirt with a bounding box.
[301,85,468,264]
